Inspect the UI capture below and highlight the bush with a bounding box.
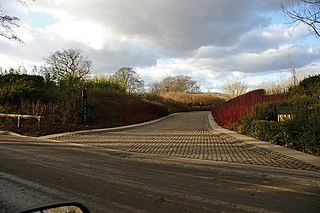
[286,97,320,153]
[0,74,54,106]
[234,75,320,154]
[84,76,127,92]
[241,119,290,145]
[245,102,292,121]
[87,89,169,126]
[119,98,168,124]
[212,89,287,127]
[284,75,320,153]
[289,74,320,98]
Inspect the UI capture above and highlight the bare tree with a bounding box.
[221,81,248,100]
[0,5,21,42]
[257,71,307,94]
[282,0,320,37]
[0,0,32,43]
[44,49,92,85]
[113,67,144,94]
[150,75,200,94]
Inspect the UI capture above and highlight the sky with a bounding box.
[0,0,319,92]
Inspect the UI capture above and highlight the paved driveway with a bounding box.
[1,111,320,212]
[52,111,320,172]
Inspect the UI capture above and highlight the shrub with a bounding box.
[241,119,290,145]
[0,74,54,106]
[286,97,320,153]
[87,89,169,126]
[235,75,320,154]
[87,89,125,124]
[212,89,287,127]
[289,74,320,98]
[284,75,320,153]
[245,102,290,121]
[119,97,168,124]
[84,76,127,92]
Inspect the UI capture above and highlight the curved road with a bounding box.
[0,111,319,212]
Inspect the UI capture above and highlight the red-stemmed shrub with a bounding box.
[212,89,287,128]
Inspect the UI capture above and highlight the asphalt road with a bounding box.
[0,112,319,213]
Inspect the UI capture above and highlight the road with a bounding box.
[0,111,319,212]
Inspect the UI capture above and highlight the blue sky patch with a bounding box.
[30,12,56,28]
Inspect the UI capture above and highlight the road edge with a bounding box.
[39,113,179,139]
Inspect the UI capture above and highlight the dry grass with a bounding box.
[160,92,225,110]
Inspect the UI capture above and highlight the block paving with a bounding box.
[56,112,320,172]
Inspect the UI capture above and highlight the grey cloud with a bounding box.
[235,31,288,54]
[198,44,320,74]
[89,46,159,74]
[45,0,275,54]
[2,0,319,93]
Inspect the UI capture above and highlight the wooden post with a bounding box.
[38,116,41,129]
[17,115,21,128]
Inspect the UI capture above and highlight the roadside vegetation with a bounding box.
[0,71,223,136]
[0,49,224,136]
[1,47,318,157]
[212,74,320,155]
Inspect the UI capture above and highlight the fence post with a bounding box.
[17,115,21,128]
[37,116,41,129]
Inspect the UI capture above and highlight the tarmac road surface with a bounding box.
[0,111,319,212]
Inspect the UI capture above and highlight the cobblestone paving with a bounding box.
[56,111,320,172]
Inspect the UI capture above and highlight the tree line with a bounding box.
[0,48,226,136]
[0,47,259,104]
[10,48,201,95]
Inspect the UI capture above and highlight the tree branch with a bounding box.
[282,0,320,38]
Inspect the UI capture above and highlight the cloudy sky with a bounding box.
[0,0,319,92]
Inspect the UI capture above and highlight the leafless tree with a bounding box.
[0,5,21,42]
[257,71,307,94]
[221,81,248,100]
[282,0,320,37]
[0,0,33,43]
[113,67,144,94]
[44,49,92,85]
[150,75,200,94]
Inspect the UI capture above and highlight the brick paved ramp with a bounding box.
[55,111,320,172]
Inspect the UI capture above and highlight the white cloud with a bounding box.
[44,19,107,50]
[0,0,319,92]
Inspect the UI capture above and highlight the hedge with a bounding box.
[241,119,290,146]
